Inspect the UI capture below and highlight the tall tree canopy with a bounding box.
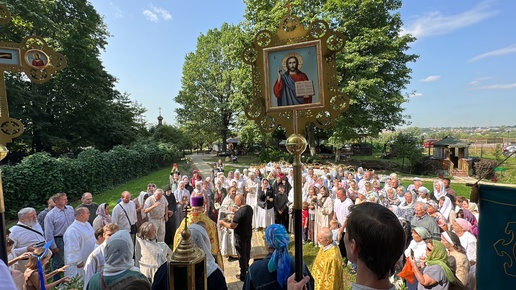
[243,0,417,145]
[175,23,251,153]
[1,0,145,154]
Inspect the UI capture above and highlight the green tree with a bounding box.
[2,0,145,153]
[243,0,417,144]
[175,23,251,154]
[392,131,422,172]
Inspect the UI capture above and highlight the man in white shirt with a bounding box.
[111,191,137,233]
[144,188,169,242]
[64,207,96,278]
[83,223,119,290]
[9,207,46,271]
[333,187,353,262]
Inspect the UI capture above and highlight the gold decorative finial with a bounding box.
[286,1,292,15]
[171,205,204,262]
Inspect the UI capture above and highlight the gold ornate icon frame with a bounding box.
[0,4,67,145]
[242,14,349,136]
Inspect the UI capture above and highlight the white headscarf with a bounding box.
[433,180,447,199]
[137,191,148,219]
[189,224,219,277]
[439,196,453,220]
[103,230,138,274]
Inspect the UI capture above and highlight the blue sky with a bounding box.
[88,0,515,128]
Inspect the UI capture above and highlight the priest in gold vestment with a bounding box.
[312,227,344,290]
[173,195,224,270]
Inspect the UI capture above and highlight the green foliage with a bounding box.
[259,148,292,163]
[1,143,179,220]
[2,0,146,154]
[175,23,251,153]
[474,159,498,180]
[392,131,423,171]
[57,274,83,290]
[243,0,417,142]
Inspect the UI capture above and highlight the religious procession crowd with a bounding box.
[1,159,479,290]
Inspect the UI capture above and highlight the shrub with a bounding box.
[411,156,442,175]
[1,143,179,220]
[474,159,498,180]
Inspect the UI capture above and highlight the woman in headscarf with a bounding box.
[432,180,447,200]
[404,227,431,290]
[441,231,470,290]
[163,185,177,246]
[23,246,70,290]
[355,167,364,182]
[439,196,455,224]
[86,230,148,290]
[314,186,333,247]
[398,190,417,222]
[135,222,172,283]
[452,219,477,266]
[189,224,227,290]
[409,240,455,289]
[92,203,112,231]
[243,224,314,290]
[456,209,478,237]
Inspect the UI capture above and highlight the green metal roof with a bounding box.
[433,136,470,148]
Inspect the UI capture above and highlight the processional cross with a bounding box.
[0,4,66,263]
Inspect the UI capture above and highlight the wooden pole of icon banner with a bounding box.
[0,4,66,264]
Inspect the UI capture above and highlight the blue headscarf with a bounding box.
[265,224,291,287]
[34,241,53,290]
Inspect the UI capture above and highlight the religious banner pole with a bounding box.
[243,7,348,280]
[0,4,66,264]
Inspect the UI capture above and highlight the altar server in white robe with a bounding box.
[82,223,119,290]
[64,207,96,279]
[245,172,259,229]
[135,222,172,282]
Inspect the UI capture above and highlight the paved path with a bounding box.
[187,153,268,289]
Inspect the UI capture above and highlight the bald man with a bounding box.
[111,191,137,233]
[219,194,253,282]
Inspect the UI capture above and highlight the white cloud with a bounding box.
[143,4,172,22]
[470,77,493,86]
[409,92,423,98]
[109,2,123,18]
[143,10,158,22]
[402,1,498,39]
[152,5,172,21]
[471,83,516,90]
[420,76,441,82]
[468,44,516,62]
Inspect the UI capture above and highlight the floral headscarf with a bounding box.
[95,203,112,228]
[265,224,291,287]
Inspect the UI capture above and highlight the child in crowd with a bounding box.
[330,219,340,244]
[364,182,378,203]
[302,201,309,244]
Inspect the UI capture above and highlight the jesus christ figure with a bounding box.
[273,55,312,106]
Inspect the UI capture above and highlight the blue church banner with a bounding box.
[478,184,516,289]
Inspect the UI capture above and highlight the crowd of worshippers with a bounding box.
[2,160,479,290]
